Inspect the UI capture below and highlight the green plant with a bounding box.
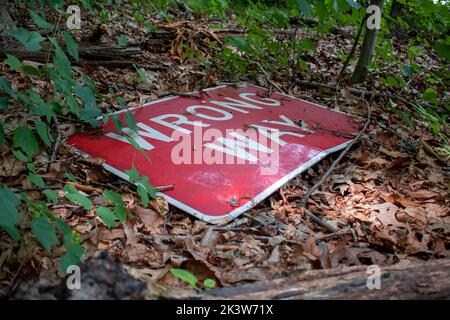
[170,268,217,290]
[0,7,155,273]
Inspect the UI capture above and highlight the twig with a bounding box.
[154,184,174,192]
[67,181,102,194]
[299,96,372,207]
[295,80,446,113]
[255,61,286,94]
[157,91,203,99]
[337,13,368,85]
[302,208,337,233]
[13,185,62,192]
[49,114,62,166]
[335,13,368,109]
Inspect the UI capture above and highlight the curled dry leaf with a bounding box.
[132,206,164,235]
[0,154,26,177]
[79,157,105,166]
[150,196,169,216]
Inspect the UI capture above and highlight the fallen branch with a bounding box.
[302,208,337,233]
[196,259,450,299]
[0,39,141,67]
[299,97,372,208]
[66,181,103,194]
[295,80,446,113]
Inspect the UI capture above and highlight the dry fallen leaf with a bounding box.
[132,206,165,235]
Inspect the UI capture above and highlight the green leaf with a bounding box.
[203,278,216,288]
[30,10,54,30]
[421,88,438,104]
[137,185,149,207]
[60,235,84,273]
[112,115,124,133]
[28,173,45,188]
[55,217,71,235]
[386,75,399,88]
[103,190,124,207]
[63,32,79,61]
[32,216,59,252]
[170,268,198,289]
[49,37,72,80]
[64,184,78,193]
[227,36,249,52]
[300,38,314,51]
[43,189,58,204]
[49,68,72,95]
[137,68,148,81]
[141,176,156,199]
[125,135,151,161]
[116,96,126,107]
[22,65,46,78]
[125,166,139,183]
[0,78,17,98]
[12,150,29,162]
[0,96,8,109]
[125,113,138,132]
[114,205,127,222]
[4,54,22,71]
[66,95,80,116]
[34,119,51,147]
[75,84,101,124]
[66,192,92,210]
[13,126,39,158]
[0,187,21,240]
[65,172,77,182]
[400,65,413,77]
[117,35,128,46]
[297,0,312,16]
[345,0,360,9]
[11,28,43,52]
[82,74,96,91]
[96,207,117,228]
[434,42,450,62]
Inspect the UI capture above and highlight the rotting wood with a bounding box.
[195,259,450,300]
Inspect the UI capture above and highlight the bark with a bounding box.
[389,0,407,35]
[0,6,15,36]
[198,259,450,300]
[12,251,450,300]
[0,39,141,67]
[350,0,384,84]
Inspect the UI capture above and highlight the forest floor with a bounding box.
[0,2,449,298]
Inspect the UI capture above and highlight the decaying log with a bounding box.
[197,259,450,300]
[12,251,450,300]
[0,38,141,66]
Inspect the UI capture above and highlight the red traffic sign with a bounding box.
[68,85,359,224]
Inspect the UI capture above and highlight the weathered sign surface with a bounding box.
[68,85,359,224]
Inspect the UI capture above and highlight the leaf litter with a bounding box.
[0,1,448,296]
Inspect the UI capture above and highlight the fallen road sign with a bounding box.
[68,84,360,224]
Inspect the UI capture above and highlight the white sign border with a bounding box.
[71,84,355,225]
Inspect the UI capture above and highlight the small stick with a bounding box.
[300,97,372,207]
[67,181,103,194]
[49,114,62,171]
[302,208,337,233]
[154,184,174,192]
[157,91,202,99]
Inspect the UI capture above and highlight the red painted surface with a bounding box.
[68,85,359,223]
